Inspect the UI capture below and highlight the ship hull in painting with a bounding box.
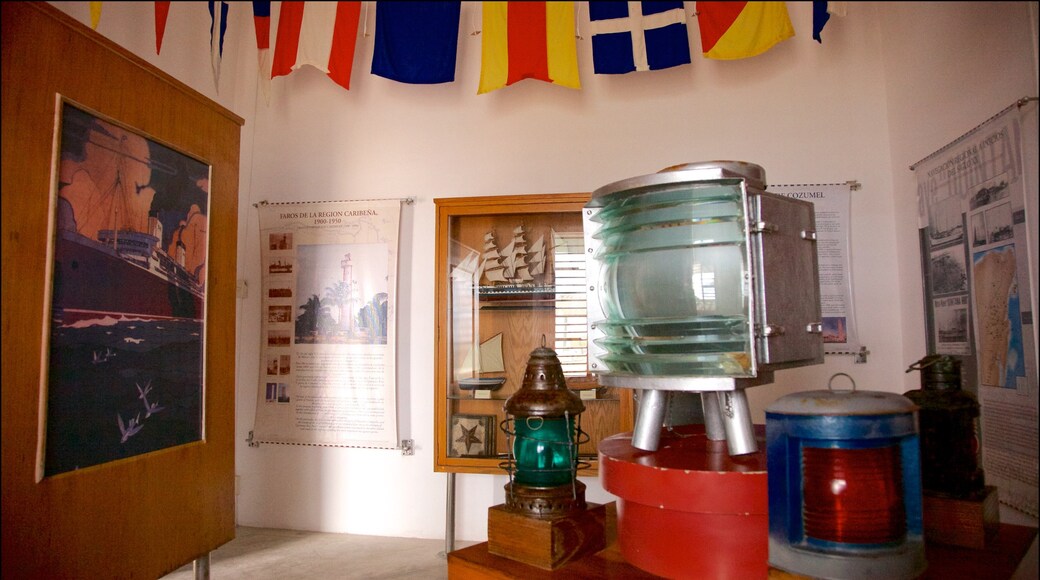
[52,229,204,321]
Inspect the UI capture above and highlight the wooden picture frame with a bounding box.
[449,413,497,457]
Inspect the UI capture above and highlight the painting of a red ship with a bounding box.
[41,101,209,477]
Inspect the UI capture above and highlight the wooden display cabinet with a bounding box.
[434,194,634,475]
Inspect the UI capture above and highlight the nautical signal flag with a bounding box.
[273,1,362,91]
[372,2,461,84]
[588,1,691,74]
[90,2,102,30]
[209,1,229,89]
[478,1,580,94]
[155,1,170,54]
[696,1,794,60]
[813,1,847,43]
[253,1,272,102]
[253,2,271,53]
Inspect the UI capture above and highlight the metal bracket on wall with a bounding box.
[399,439,414,456]
[827,346,870,364]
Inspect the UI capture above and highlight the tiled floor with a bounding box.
[160,527,474,580]
[160,521,1038,580]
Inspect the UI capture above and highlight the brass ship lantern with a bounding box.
[487,340,605,570]
[501,340,588,515]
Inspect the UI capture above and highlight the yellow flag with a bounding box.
[90,2,102,30]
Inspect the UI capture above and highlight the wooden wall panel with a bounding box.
[1,3,242,578]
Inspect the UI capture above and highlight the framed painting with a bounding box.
[40,98,210,477]
[449,413,497,457]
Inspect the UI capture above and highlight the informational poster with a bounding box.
[915,101,1038,517]
[252,200,402,449]
[770,183,861,356]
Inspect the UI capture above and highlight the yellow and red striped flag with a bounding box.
[478,1,580,94]
[697,2,794,60]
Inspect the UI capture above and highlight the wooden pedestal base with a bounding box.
[923,485,999,548]
[487,503,607,570]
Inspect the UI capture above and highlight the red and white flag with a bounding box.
[272,1,361,91]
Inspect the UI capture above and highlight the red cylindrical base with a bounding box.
[600,424,769,579]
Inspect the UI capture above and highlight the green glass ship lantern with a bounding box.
[486,341,605,570]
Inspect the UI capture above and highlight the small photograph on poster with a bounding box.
[968,174,1010,210]
[971,212,988,248]
[933,295,971,356]
[984,203,1013,244]
[294,243,390,345]
[279,354,291,375]
[267,329,291,347]
[41,101,210,477]
[822,317,847,344]
[927,195,964,247]
[268,305,292,324]
[277,383,290,403]
[930,244,969,296]
[266,382,277,402]
[269,258,293,274]
[269,285,293,298]
[266,355,279,375]
[269,232,293,251]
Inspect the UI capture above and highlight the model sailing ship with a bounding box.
[475,225,554,302]
[449,224,559,391]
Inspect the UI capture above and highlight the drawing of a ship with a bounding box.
[53,222,204,321]
[51,107,206,323]
[475,225,554,302]
[457,333,507,391]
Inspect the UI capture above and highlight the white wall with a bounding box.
[877,2,1040,386]
[48,1,1037,542]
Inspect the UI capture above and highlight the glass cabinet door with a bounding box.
[434,194,633,475]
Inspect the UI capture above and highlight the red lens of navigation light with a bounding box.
[802,446,906,545]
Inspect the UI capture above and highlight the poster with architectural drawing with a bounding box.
[915,101,1038,517]
[252,200,401,449]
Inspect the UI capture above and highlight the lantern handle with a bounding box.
[828,372,857,392]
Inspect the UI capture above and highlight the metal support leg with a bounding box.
[701,392,726,441]
[193,553,210,580]
[443,472,456,557]
[716,390,757,455]
[631,389,668,451]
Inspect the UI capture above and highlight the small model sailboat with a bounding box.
[457,333,507,391]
